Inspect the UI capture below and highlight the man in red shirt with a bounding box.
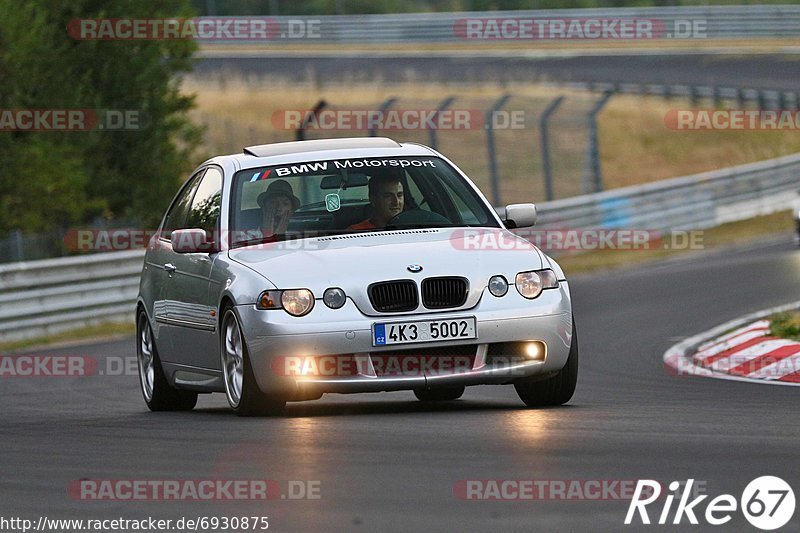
[348,174,405,231]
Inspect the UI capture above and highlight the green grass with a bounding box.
[0,321,134,354]
[558,210,796,275]
[770,312,800,341]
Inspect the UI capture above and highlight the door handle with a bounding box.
[164,263,177,273]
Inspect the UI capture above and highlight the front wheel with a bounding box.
[136,311,197,411]
[221,308,286,416]
[413,386,465,402]
[514,318,579,407]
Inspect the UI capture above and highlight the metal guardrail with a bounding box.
[535,152,800,232]
[0,152,798,345]
[0,251,144,344]
[207,6,800,43]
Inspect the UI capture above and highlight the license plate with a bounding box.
[372,317,477,346]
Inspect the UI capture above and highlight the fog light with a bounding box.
[524,341,546,361]
[488,275,508,297]
[323,287,346,309]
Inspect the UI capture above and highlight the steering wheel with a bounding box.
[384,209,451,229]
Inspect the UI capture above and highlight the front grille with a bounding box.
[421,277,469,309]
[368,280,418,312]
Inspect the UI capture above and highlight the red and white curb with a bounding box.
[663,301,800,386]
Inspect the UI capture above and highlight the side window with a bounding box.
[163,170,205,238]
[404,172,426,209]
[446,188,480,225]
[185,167,223,235]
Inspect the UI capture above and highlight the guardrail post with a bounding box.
[484,94,512,207]
[758,90,767,111]
[585,91,613,194]
[713,86,723,108]
[369,97,397,137]
[690,86,701,107]
[429,96,455,150]
[10,229,24,262]
[778,91,789,110]
[539,95,565,202]
[296,99,327,141]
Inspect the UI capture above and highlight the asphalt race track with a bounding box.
[2,235,798,531]
[194,52,800,91]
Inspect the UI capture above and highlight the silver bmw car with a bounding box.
[136,137,578,415]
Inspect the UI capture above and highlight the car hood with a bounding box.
[228,227,544,315]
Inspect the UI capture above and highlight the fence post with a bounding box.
[429,96,455,150]
[296,99,327,141]
[585,91,614,194]
[369,97,397,137]
[484,94,512,207]
[539,95,565,202]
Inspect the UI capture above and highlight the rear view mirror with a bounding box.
[320,174,369,189]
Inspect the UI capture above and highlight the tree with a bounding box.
[0,0,200,235]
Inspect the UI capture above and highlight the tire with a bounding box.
[220,308,286,416]
[136,311,198,411]
[514,318,579,407]
[413,386,465,402]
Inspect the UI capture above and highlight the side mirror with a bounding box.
[496,203,537,229]
[171,229,217,253]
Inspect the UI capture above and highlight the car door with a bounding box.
[161,166,224,370]
[150,169,204,364]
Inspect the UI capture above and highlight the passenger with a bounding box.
[257,179,300,238]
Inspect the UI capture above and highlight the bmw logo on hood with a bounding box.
[407,264,423,273]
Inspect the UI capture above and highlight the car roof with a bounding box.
[203,137,439,171]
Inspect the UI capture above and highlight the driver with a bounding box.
[348,174,405,230]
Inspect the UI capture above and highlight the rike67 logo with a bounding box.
[626,477,795,530]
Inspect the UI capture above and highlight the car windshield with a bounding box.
[229,155,499,248]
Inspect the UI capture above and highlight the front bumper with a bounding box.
[236,283,573,398]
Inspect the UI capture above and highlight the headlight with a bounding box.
[281,289,315,316]
[515,269,558,299]
[488,275,508,297]
[323,287,346,309]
